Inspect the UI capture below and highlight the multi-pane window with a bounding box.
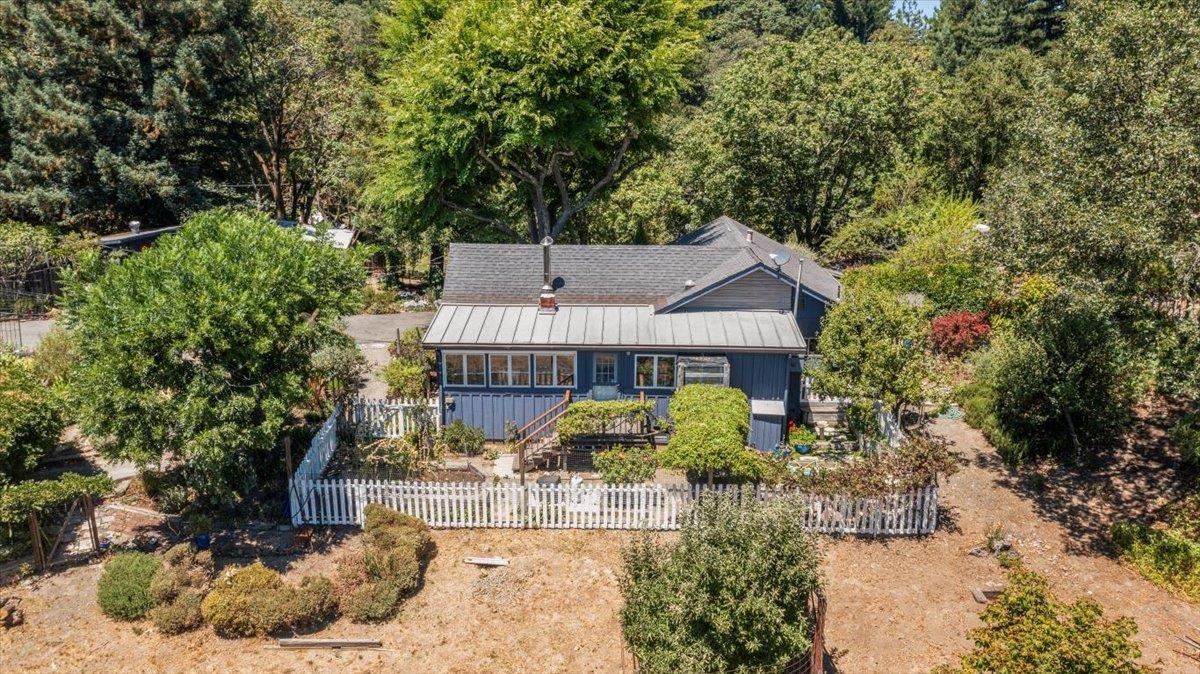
[534,352,576,387]
[635,354,676,389]
[488,353,530,387]
[593,353,617,386]
[443,352,486,387]
[677,357,730,387]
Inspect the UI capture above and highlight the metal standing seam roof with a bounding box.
[422,304,807,353]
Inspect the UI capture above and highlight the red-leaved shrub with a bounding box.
[931,311,990,356]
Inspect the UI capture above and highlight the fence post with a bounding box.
[28,513,45,571]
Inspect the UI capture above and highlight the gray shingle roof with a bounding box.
[439,216,841,308]
[424,304,806,353]
[441,244,739,305]
[672,216,842,303]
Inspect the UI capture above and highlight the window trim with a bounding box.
[634,353,677,390]
[592,352,618,387]
[532,351,577,389]
[442,351,487,388]
[487,353,530,388]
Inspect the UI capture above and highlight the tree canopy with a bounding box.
[371,0,706,244]
[64,209,364,503]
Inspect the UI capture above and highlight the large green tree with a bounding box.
[64,209,363,503]
[0,0,252,232]
[234,0,380,224]
[371,0,705,244]
[928,0,1067,74]
[677,29,932,247]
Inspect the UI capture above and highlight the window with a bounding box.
[635,354,676,389]
[593,353,617,386]
[677,356,730,387]
[534,352,575,387]
[443,352,486,387]
[488,353,530,387]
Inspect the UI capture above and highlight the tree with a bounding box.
[984,0,1200,392]
[808,285,931,417]
[621,494,823,673]
[972,288,1141,463]
[677,30,933,247]
[371,0,705,244]
[928,0,1067,74]
[922,48,1041,199]
[64,209,364,503]
[660,384,765,484]
[0,0,252,232]
[0,350,64,484]
[937,566,1144,673]
[702,0,832,78]
[233,0,380,224]
[824,0,891,42]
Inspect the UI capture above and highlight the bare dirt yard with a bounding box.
[4,417,1200,673]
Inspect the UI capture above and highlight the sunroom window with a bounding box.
[676,356,730,387]
[488,353,530,387]
[635,354,676,389]
[533,352,575,387]
[444,352,486,387]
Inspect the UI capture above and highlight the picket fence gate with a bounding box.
[291,478,938,536]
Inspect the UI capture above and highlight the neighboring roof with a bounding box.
[672,216,842,304]
[423,304,806,354]
[98,226,182,251]
[441,244,738,305]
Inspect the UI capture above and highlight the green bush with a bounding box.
[661,384,760,483]
[936,566,1143,673]
[343,579,405,623]
[201,562,287,637]
[556,400,655,444]
[336,504,434,623]
[621,494,822,673]
[593,445,658,484]
[97,552,163,620]
[285,576,339,629]
[382,358,428,399]
[1111,521,1200,602]
[149,590,204,635]
[149,543,214,604]
[1170,413,1200,463]
[0,351,66,485]
[439,419,485,456]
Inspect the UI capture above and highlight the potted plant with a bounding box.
[788,420,819,454]
[187,514,213,551]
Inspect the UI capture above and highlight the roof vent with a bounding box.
[745,231,753,243]
[128,220,142,234]
[684,279,695,288]
[538,236,557,314]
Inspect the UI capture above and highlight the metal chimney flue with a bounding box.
[539,236,557,313]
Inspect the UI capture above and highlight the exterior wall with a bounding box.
[439,348,790,446]
[794,292,828,343]
[678,269,793,311]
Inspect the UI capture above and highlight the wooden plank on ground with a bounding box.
[278,638,382,649]
[464,556,509,567]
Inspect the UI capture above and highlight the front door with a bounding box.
[592,352,618,400]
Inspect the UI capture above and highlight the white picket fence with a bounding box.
[291,479,938,536]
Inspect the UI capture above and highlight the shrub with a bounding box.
[556,400,655,444]
[97,552,163,620]
[343,579,405,623]
[1171,413,1200,464]
[662,385,762,483]
[0,351,66,485]
[149,544,214,604]
[788,434,964,496]
[593,445,658,483]
[201,562,289,637]
[936,567,1143,673]
[439,420,485,456]
[149,590,204,635]
[931,311,991,357]
[285,576,339,629]
[1111,521,1200,602]
[310,342,369,408]
[621,495,823,673]
[382,358,429,399]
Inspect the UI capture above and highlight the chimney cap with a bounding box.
[541,236,554,246]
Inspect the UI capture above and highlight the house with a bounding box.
[421,216,842,452]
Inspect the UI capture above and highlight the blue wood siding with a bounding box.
[795,292,829,343]
[439,349,790,442]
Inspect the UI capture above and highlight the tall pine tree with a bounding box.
[0,0,251,232]
[929,0,1067,73]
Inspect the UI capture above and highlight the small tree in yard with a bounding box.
[621,494,823,673]
[808,286,931,419]
[0,351,65,485]
[661,384,763,485]
[936,566,1145,674]
[64,209,364,505]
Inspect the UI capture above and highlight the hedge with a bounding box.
[556,400,655,444]
[661,385,757,482]
[1111,521,1200,601]
[0,472,113,524]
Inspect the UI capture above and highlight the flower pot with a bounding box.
[793,443,812,454]
[192,533,211,551]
